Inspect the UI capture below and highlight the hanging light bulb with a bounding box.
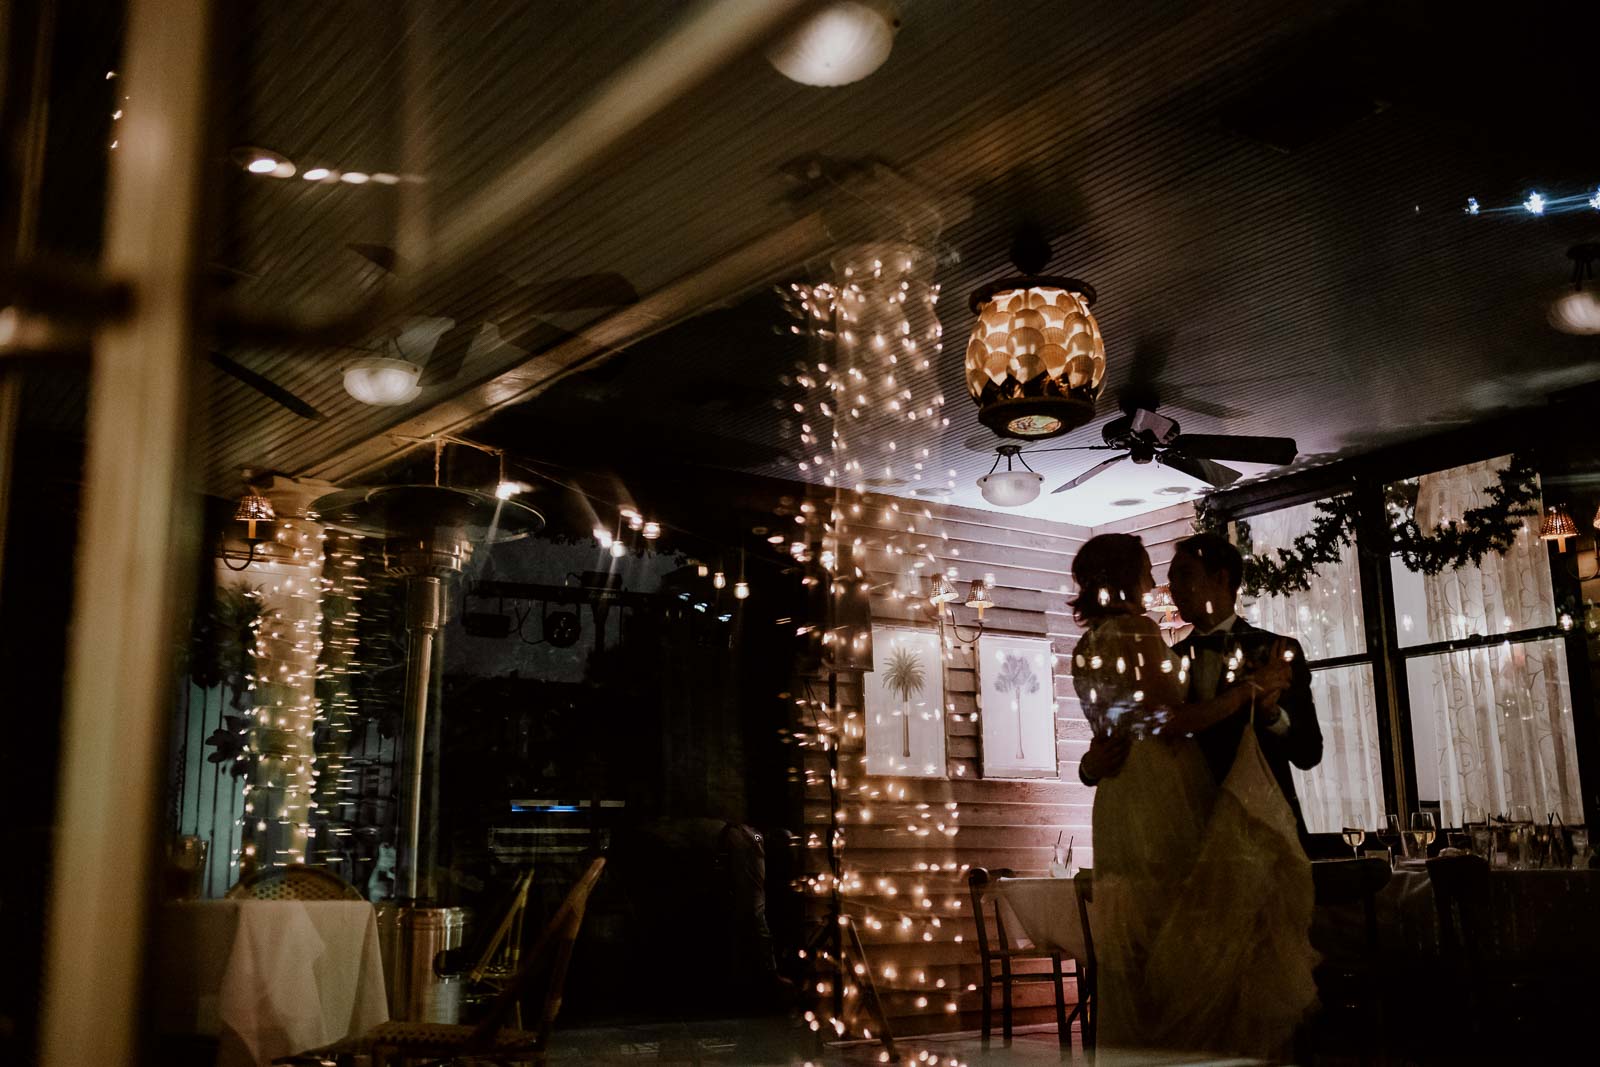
[714,571,727,590]
[642,521,661,540]
[734,580,751,600]
[697,563,710,578]
[610,540,627,559]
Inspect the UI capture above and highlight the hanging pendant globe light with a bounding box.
[1549,243,1600,335]
[967,229,1104,441]
[976,445,1044,507]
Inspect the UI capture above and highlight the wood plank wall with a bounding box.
[799,498,1196,1037]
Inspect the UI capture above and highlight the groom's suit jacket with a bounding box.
[1172,618,1323,837]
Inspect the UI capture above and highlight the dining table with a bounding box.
[993,875,1089,960]
[1311,860,1600,964]
[153,898,389,1067]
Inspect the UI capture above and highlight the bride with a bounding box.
[1071,533,1318,1060]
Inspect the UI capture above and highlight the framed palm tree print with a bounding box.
[977,634,1058,777]
[863,627,946,778]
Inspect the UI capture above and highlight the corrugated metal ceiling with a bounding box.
[200,0,1600,523]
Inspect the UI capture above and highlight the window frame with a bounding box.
[1217,453,1599,829]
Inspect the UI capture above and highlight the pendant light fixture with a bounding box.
[767,0,900,87]
[977,444,1044,507]
[967,228,1105,441]
[1549,243,1600,335]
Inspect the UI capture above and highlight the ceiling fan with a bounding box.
[1041,402,1297,493]
[205,247,639,419]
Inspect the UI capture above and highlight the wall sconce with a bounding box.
[933,575,993,645]
[1540,504,1578,552]
[222,490,276,571]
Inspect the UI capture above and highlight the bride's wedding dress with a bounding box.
[1076,615,1318,1060]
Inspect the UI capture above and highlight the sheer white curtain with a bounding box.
[1410,457,1581,823]
[1243,500,1384,833]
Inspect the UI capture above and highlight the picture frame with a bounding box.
[862,626,946,778]
[977,634,1058,778]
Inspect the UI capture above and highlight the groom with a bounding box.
[1079,532,1323,837]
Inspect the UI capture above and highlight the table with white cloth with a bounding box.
[993,876,1088,960]
[153,899,389,1067]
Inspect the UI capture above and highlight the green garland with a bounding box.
[1195,454,1542,597]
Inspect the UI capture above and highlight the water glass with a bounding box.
[1571,827,1591,870]
[1468,823,1493,860]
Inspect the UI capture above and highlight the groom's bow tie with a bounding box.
[1185,631,1233,654]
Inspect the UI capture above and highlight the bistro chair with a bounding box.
[226,863,364,901]
[1072,868,1096,1058]
[281,856,606,1066]
[1305,858,1391,1064]
[966,866,1084,1049]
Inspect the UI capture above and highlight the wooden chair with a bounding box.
[1072,868,1096,1057]
[227,863,364,901]
[967,867,1084,1049]
[1306,858,1390,1064]
[280,857,606,1066]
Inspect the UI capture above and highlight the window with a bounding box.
[1243,498,1381,832]
[1389,455,1578,825]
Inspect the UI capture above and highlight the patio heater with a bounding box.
[313,483,542,1020]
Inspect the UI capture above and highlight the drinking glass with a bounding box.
[1340,812,1368,859]
[1571,827,1591,870]
[1409,812,1437,860]
[1509,805,1535,869]
[1386,814,1404,860]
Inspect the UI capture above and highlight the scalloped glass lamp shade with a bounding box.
[967,283,1105,440]
[343,356,422,406]
[976,469,1043,507]
[1540,505,1578,552]
[766,1,898,87]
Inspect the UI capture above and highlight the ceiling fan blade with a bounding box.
[208,351,326,420]
[1052,454,1127,493]
[512,273,638,312]
[1158,450,1242,488]
[349,243,399,273]
[1160,388,1249,421]
[418,323,479,386]
[1168,433,1298,465]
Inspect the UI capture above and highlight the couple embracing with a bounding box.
[1070,532,1324,1061]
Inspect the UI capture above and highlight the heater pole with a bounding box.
[400,574,444,900]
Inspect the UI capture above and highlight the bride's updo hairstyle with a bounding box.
[1070,533,1148,624]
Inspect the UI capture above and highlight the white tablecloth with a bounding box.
[154,899,389,1067]
[994,876,1088,960]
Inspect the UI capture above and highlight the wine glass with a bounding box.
[1386,813,1404,860]
[1409,812,1437,859]
[1340,812,1368,858]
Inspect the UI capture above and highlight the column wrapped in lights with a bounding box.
[966,232,1104,441]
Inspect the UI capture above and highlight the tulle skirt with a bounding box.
[1091,728,1319,1061]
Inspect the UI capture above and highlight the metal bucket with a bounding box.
[374,904,468,1022]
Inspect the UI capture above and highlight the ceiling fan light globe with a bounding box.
[1549,289,1600,334]
[977,470,1043,508]
[767,1,899,87]
[343,356,421,406]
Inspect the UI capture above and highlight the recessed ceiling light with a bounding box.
[230,145,295,178]
[370,172,399,185]
[911,486,953,497]
[1154,486,1191,496]
[246,157,277,174]
[302,167,331,181]
[1110,498,1145,507]
[340,171,370,185]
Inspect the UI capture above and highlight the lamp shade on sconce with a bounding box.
[343,356,422,406]
[964,579,994,613]
[929,575,959,606]
[1540,505,1578,552]
[232,491,276,540]
[977,469,1043,507]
